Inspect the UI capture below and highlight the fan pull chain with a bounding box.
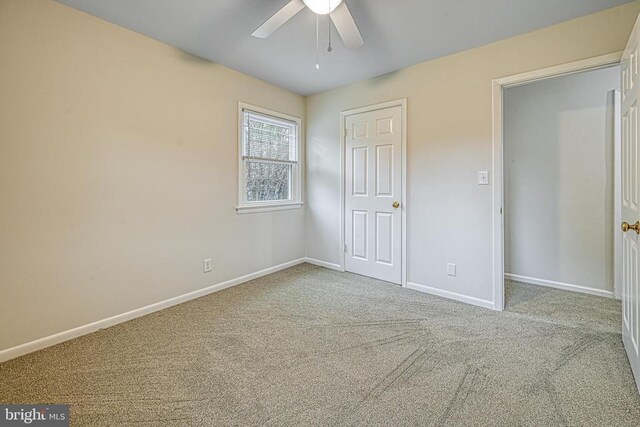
[328,15,333,52]
[315,14,320,70]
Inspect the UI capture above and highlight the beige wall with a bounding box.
[0,0,305,351]
[2,0,639,354]
[305,3,640,305]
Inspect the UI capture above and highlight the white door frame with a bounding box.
[340,99,408,286]
[614,88,623,300]
[492,52,623,311]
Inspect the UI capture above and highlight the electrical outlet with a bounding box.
[477,171,489,185]
[447,263,456,277]
[203,258,213,273]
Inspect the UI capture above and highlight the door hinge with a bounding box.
[500,207,503,214]
[344,243,348,253]
[344,128,348,138]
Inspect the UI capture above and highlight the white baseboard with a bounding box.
[505,273,614,299]
[406,282,495,310]
[0,258,306,363]
[303,257,343,271]
[305,261,495,310]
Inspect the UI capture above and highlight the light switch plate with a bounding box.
[478,171,489,185]
[203,258,213,273]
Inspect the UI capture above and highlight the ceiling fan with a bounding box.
[252,0,364,49]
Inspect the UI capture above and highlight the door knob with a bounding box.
[622,221,640,234]
[392,201,400,209]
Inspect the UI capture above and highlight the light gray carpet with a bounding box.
[1,264,639,426]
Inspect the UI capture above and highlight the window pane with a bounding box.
[245,161,291,202]
[244,112,297,161]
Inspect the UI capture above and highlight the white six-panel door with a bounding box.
[621,12,640,394]
[345,106,402,284]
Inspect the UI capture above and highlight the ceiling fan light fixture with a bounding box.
[303,0,343,15]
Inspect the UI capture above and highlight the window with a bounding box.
[237,103,302,214]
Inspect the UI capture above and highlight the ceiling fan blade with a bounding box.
[252,0,306,39]
[330,2,364,49]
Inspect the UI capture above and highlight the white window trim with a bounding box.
[236,102,303,214]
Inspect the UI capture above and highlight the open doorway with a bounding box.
[501,64,621,318]
[492,50,640,392]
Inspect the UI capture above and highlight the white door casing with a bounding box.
[622,13,640,394]
[492,52,624,312]
[344,106,402,284]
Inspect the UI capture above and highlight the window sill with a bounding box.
[236,202,304,215]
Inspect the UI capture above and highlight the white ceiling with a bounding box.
[55,0,632,95]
